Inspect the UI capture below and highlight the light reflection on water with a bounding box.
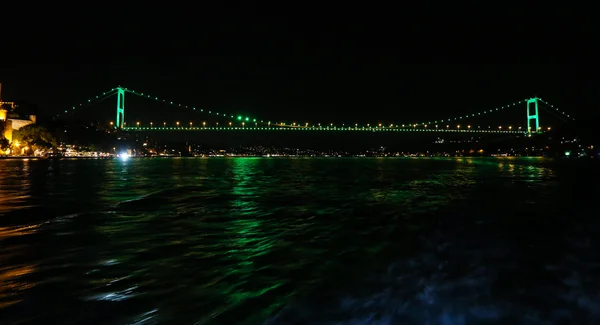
[0,225,39,309]
[0,157,598,324]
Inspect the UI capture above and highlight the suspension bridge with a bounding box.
[55,86,575,135]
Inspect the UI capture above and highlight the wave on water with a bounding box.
[113,185,229,209]
[6,185,214,231]
[264,229,597,325]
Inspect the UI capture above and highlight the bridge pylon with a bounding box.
[116,87,125,129]
[526,97,540,134]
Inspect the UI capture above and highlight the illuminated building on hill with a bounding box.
[0,83,36,143]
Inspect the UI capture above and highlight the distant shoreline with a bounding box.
[0,155,556,160]
[0,156,42,160]
[0,156,113,160]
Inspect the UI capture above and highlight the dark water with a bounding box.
[1,157,599,324]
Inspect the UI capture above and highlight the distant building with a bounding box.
[0,83,36,142]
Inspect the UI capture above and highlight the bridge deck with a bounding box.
[123,126,527,134]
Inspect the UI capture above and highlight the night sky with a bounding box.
[1,5,595,126]
[1,63,591,124]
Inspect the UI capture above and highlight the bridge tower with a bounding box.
[526,97,540,134]
[115,87,125,129]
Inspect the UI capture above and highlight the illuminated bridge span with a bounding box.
[129,126,525,134]
[56,86,575,135]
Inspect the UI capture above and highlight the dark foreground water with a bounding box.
[1,157,599,324]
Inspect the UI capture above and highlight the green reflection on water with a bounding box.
[1,157,591,325]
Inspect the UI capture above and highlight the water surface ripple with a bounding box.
[0,157,598,324]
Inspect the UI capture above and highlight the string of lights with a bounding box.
[54,88,118,118]
[413,99,528,127]
[124,87,532,129]
[538,98,575,120]
[124,87,262,125]
[122,125,524,134]
[55,86,574,132]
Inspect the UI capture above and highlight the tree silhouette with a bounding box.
[12,124,57,149]
[0,138,8,151]
[0,122,9,151]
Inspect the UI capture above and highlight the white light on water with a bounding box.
[119,152,129,160]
